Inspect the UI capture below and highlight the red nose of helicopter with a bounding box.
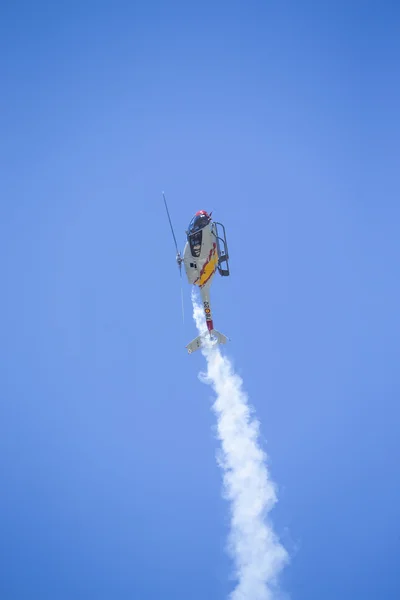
[195,210,213,219]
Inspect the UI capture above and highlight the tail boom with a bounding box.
[202,287,214,332]
[186,287,228,354]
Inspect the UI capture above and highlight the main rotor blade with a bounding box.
[163,192,180,255]
[164,192,185,325]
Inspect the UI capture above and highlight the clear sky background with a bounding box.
[1,1,399,599]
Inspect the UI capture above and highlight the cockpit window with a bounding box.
[188,213,210,234]
[189,231,202,257]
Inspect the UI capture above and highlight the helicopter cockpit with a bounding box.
[187,211,210,234]
[187,211,211,257]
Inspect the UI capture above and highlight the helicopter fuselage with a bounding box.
[183,221,218,289]
[183,220,218,332]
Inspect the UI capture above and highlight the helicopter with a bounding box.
[163,193,230,354]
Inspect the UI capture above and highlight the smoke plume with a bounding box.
[192,291,288,600]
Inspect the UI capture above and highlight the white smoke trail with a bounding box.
[192,290,288,600]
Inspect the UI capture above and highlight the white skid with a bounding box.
[186,329,228,354]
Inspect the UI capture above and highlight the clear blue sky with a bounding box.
[1,1,399,598]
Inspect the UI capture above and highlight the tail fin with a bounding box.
[212,329,228,345]
[186,329,228,354]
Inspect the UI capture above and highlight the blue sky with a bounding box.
[1,1,399,598]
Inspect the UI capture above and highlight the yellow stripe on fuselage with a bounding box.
[196,244,218,288]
